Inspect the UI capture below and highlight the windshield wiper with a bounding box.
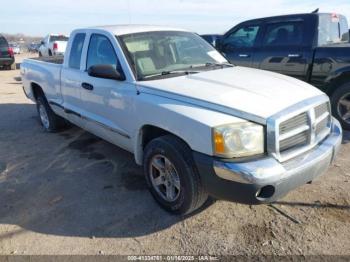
[188,62,233,69]
[204,62,234,68]
[142,69,199,80]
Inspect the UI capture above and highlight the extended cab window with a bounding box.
[69,33,86,69]
[224,25,260,48]
[87,34,120,70]
[263,22,303,46]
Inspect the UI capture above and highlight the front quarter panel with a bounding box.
[132,91,247,165]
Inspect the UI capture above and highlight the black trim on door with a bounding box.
[48,100,130,139]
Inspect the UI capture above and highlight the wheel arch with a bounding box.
[326,68,350,97]
[31,82,44,101]
[134,124,192,165]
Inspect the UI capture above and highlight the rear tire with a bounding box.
[331,83,350,130]
[39,52,42,57]
[48,50,52,56]
[36,95,67,132]
[143,135,208,215]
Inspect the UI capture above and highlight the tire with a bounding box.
[36,95,67,132]
[143,135,208,215]
[39,52,42,57]
[331,82,350,130]
[48,50,52,56]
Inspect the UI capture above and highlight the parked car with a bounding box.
[21,25,342,214]
[0,35,15,70]
[201,34,222,47]
[203,12,350,130]
[28,43,40,53]
[9,43,21,54]
[38,34,69,57]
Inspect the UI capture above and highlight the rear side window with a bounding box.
[318,14,349,45]
[86,34,120,70]
[69,33,86,69]
[263,22,304,46]
[224,25,260,48]
[0,36,8,47]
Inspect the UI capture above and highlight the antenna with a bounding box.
[311,8,319,14]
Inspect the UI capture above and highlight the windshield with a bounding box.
[118,31,228,80]
[50,35,69,42]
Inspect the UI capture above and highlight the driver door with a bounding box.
[221,24,261,67]
[79,33,133,151]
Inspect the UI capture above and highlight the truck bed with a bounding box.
[30,56,64,64]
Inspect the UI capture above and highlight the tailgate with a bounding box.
[0,37,10,57]
[55,41,68,53]
[0,46,10,58]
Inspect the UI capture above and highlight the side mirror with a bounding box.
[88,64,125,81]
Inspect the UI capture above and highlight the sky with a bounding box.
[1,0,350,37]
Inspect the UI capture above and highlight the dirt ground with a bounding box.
[0,53,349,256]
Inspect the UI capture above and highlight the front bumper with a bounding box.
[193,118,342,204]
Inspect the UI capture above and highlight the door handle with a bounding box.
[288,54,302,58]
[238,54,250,58]
[81,82,94,90]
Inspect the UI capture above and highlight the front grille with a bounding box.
[268,98,332,162]
[279,113,308,135]
[279,130,309,152]
[315,103,328,118]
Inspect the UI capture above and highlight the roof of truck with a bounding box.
[88,24,190,35]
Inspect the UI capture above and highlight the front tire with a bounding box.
[143,135,208,215]
[36,95,66,132]
[331,83,350,130]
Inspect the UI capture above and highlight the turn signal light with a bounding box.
[214,131,225,154]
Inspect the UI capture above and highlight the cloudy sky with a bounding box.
[1,0,349,36]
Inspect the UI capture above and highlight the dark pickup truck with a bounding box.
[0,35,15,70]
[203,12,350,129]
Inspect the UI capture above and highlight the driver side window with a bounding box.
[86,34,121,70]
[224,25,260,48]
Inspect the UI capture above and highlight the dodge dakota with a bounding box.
[21,25,342,214]
[202,12,350,130]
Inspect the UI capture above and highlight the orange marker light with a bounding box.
[214,131,225,153]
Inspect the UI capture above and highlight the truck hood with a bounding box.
[138,66,324,124]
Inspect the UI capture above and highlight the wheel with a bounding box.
[48,50,52,56]
[39,52,42,57]
[331,83,350,130]
[10,63,16,70]
[36,95,67,132]
[143,135,208,215]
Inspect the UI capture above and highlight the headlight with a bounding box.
[213,122,264,158]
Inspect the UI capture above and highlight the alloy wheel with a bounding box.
[149,154,181,202]
[337,92,350,124]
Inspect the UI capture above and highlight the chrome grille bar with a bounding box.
[266,95,332,162]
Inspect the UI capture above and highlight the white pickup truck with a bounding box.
[38,34,69,57]
[21,25,342,214]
